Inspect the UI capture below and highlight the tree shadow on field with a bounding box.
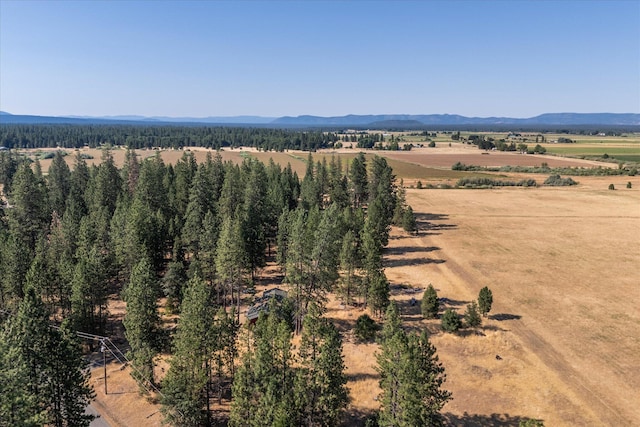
[414,212,458,235]
[490,313,522,321]
[439,297,469,308]
[444,412,544,427]
[346,371,379,382]
[458,328,488,337]
[385,245,440,255]
[330,316,358,334]
[384,257,446,268]
[482,324,508,332]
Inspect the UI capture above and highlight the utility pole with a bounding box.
[100,339,107,395]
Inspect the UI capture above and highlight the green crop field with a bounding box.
[543,144,640,163]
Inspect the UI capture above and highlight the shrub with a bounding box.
[456,177,537,188]
[441,309,461,333]
[354,314,378,342]
[416,180,423,189]
[543,175,577,186]
[608,183,615,190]
[428,141,436,148]
[629,168,637,176]
[464,301,482,328]
[519,419,544,427]
[533,144,546,154]
[627,181,632,189]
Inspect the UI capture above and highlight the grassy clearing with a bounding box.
[404,186,640,425]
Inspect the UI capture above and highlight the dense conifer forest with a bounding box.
[0,141,449,426]
[0,124,343,151]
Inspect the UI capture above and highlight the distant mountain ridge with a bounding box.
[1,111,638,126]
[271,113,640,126]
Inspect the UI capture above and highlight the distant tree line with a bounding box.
[451,162,635,176]
[0,124,341,151]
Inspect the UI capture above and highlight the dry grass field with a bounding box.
[390,184,640,426]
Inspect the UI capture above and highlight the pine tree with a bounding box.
[328,155,349,209]
[286,204,341,333]
[182,164,215,257]
[293,303,349,426]
[478,286,493,317]
[338,229,361,305]
[400,331,451,426]
[162,258,187,314]
[392,181,406,226]
[368,271,390,319]
[121,147,140,195]
[401,205,417,234]
[242,160,268,279]
[44,320,96,427]
[300,153,321,210]
[70,246,108,334]
[377,303,407,426]
[211,307,238,405]
[1,289,94,426]
[172,152,197,227]
[0,313,45,426]
[349,153,368,208]
[199,210,218,289]
[368,156,395,216]
[161,276,215,426]
[377,302,451,426]
[441,309,461,333]
[47,150,71,217]
[88,148,121,216]
[276,207,292,275]
[421,284,439,319]
[218,164,243,222]
[6,162,49,254]
[464,301,482,328]
[215,216,246,319]
[123,258,159,390]
[230,311,294,427]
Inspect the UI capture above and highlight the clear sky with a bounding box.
[1,0,638,118]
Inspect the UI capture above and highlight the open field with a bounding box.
[542,144,640,163]
[14,137,635,195]
[388,185,640,426]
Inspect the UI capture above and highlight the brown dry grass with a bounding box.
[393,183,640,426]
[90,362,163,427]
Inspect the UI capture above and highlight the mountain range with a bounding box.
[1,111,638,127]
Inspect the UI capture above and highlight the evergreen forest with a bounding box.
[0,142,450,426]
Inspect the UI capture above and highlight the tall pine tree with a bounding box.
[123,257,159,390]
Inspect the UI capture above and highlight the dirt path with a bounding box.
[431,240,627,425]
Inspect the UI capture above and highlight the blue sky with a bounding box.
[1,0,638,117]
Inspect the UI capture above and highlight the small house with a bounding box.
[246,288,288,324]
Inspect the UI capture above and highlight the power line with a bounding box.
[2,309,164,397]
